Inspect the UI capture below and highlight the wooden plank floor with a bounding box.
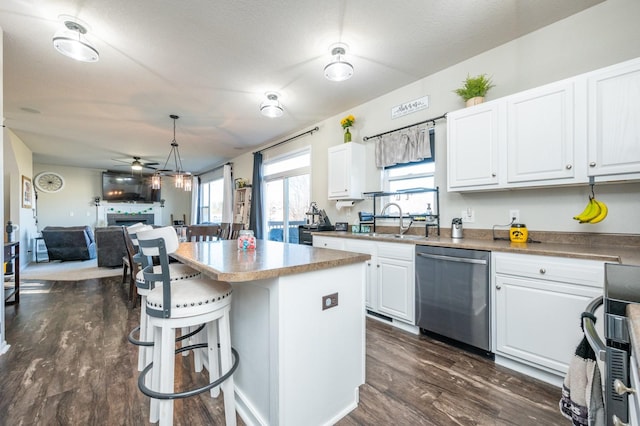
[0,277,566,425]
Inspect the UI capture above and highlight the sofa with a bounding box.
[95,226,127,267]
[41,226,97,262]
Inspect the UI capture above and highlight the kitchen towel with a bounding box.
[559,312,605,426]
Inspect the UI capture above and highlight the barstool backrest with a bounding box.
[136,226,181,318]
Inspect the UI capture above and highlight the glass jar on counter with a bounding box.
[237,230,257,250]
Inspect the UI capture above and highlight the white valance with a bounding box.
[375,126,434,168]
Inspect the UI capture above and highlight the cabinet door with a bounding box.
[447,102,500,191]
[377,256,414,323]
[587,58,640,176]
[494,275,601,374]
[344,239,377,310]
[327,143,365,199]
[506,81,577,183]
[630,354,640,426]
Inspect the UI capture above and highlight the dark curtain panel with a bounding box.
[249,152,264,239]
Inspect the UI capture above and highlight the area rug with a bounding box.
[21,259,122,281]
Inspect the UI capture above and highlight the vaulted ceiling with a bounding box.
[1,0,602,174]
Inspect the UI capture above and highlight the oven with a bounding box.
[584,263,640,426]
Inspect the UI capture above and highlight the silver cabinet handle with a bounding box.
[377,264,380,268]
[590,162,597,167]
[566,164,572,170]
[614,378,636,395]
[612,414,629,426]
[539,268,546,274]
[491,173,496,177]
[496,285,502,290]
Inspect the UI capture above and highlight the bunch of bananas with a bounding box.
[573,196,608,224]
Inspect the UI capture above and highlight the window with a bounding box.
[381,160,436,215]
[199,178,224,223]
[263,149,311,243]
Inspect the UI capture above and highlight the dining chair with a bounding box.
[228,223,244,240]
[186,225,220,242]
[218,223,231,240]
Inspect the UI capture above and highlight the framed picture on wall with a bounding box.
[22,175,33,209]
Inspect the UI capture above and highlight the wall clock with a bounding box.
[34,172,65,193]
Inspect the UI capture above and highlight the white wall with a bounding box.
[232,0,640,235]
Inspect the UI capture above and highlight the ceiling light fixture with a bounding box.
[324,44,353,82]
[52,18,99,63]
[152,115,192,192]
[131,158,143,171]
[260,92,284,118]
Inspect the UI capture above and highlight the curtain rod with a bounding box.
[196,161,232,177]
[362,113,447,141]
[254,126,320,154]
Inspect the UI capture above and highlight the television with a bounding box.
[102,171,161,202]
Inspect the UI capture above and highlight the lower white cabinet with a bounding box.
[493,252,604,377]
[314,236,416,325]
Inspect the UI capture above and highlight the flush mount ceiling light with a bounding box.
[52,18,99,62]
[260,92,284,118]
[324,44,354,82]
[152,115,192,192]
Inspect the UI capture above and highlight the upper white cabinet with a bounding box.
[327,142,365,200]
[448,57,640,192]
[506,80,580,184]
[447,101,500,190]
[587,58,640,177]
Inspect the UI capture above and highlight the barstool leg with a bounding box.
[217,311,236,426]
[138,298,148,372]
[150,325,161,423]
[207,322,221,397]
[158,325,176,426]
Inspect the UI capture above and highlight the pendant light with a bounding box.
[155,115,192,192]
[52,17,99,63]
[324,44,353,82]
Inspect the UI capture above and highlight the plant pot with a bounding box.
[466,96,484,107]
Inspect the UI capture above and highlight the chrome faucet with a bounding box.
[380,202,412,235]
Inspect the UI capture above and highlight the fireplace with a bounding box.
[107,213,155,227]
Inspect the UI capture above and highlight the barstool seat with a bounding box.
[136,226,238,426]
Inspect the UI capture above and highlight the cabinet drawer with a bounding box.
[494,252,605,288]
[377,242,414,261]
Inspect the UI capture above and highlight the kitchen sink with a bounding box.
[360,233,426,240]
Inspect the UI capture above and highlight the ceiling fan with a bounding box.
[112,156,159,171]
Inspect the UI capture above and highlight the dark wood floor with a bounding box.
[1,277,565,425]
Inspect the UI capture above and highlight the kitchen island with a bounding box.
[172,239,370,426]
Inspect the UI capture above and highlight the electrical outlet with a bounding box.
[461,208,475,223]
[322,293,339,310]
[509,209,520,223]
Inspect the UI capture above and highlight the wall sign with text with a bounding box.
[391,96,429,119]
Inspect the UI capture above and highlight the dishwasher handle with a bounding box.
[416,252,488,265]
[582,295,606,362]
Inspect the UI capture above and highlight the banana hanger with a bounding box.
[572,178,608,224]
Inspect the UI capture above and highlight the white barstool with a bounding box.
[126,225,201,373]
[136,226,238,426]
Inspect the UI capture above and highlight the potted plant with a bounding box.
[454,74,495,107]
[340,114,355,143]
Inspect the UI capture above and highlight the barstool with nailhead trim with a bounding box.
[136,226,238,426]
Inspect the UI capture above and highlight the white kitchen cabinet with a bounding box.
[506,80,581,184]
[587,57,640,178]
[376,242,415,323]
[447,101,500,191]
[327,142,365,200]
[493,253,604,378]
[344,239,377,310]
[317,236,417,328]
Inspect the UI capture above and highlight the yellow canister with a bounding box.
[509,223,528,243]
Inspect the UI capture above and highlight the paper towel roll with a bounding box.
[336,200,355,209]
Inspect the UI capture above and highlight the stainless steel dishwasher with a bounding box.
[415,245,491,354]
